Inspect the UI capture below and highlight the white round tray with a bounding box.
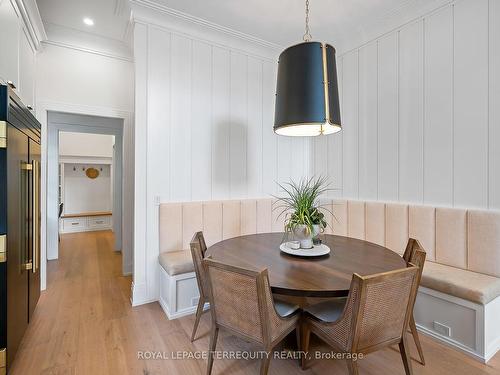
[279,242,331,257]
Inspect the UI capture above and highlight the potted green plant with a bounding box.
[273,176,330,249]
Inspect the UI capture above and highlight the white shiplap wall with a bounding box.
[133,17,311,304]
[144,26,310,203]
[315,0,500,210]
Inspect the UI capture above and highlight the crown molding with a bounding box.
[14,0,47,51]
[130,0,283,54]
[42,40,133,62]
[42,22,133,62]
[114,0,128,16]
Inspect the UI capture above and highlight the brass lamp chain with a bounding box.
[303,0,312,41]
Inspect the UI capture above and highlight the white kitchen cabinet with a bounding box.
[0,0,20,86]
[18,26,35,110]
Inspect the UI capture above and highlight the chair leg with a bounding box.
[399,333,414,375]
[346,359,359,375]
[206,326,219,375]
[295,327,302,366]
[260,354,272,375]
[191,297,205,342]
[409,315,425,365]
[301,323,311,370]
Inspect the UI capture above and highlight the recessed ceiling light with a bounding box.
[83,17,94,26]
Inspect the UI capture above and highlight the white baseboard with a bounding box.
[416,323,487,363]
[485,335,500,363]
[158,296,209,320]
[131,281,156,306]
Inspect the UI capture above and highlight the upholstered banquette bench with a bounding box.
[157,198,500,362]
[157,200,286,320]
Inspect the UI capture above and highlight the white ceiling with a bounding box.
[35,0,446,58]
[37,0,130,41]
[36,0,132,59]
[151,0,445,49]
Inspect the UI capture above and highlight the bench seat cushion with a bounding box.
[421,261,500,304]
[158,250,194,276]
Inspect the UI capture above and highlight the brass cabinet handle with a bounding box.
[21,162,32,273]
[0,235,6,263]
[21,262,33,271]
[32,160,40,273]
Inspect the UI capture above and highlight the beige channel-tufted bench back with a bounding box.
[159,199,500,278]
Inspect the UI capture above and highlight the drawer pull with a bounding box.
[71,222,79,226]
[95,220,104,224]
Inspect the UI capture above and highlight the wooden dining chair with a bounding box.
[301,265,420,375]
[190,231,209,342]
[402,239,427,365]
[403,238,417,263]
[203,257,301,375]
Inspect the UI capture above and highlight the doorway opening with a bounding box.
[57,131,116,241]
[43,111,130,288]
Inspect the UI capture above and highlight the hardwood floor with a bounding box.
[9,230,500,374]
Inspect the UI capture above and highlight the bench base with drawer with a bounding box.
[60,211,113,233]
[158,250,209,320]
[415,287,500,363]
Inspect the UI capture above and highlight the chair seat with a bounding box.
[421,261,500,304]
[274,299,300,318]
[303,297,347,322]
[158,250,194,276]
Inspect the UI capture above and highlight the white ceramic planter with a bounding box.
[292,224,320,249]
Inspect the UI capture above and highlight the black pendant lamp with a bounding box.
[274,0,341,136]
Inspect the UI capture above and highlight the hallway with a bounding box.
[8,231,500,374]
[9,231,134,374]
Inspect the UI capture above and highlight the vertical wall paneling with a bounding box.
[313,135,328,178]
[277,135,292,185]
[133,22,149,294]
[229,52,248,198]
[191,41,213,201]
[398,20,424,203]
[211,47,231,199]
[247,57,263,197]
[147,27,171,295]
[358,42,378,200]
[262,61,278,194]
[328,56,343,197]
[170,34,193,201]
[148,28,171,204]
[144,31,310,204]
[489,0,500,209]
[342,50,359,198]
[290,138,308,183]
[454,0,489,208]
[424,6,453,206]
[377,33,399,201]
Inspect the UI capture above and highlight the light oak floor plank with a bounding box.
[8,230,500,374]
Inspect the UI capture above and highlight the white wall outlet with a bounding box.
[433,321,451,337]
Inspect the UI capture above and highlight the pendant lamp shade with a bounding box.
[274,42,341,136]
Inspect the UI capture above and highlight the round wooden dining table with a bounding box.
[206,233,407,298]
